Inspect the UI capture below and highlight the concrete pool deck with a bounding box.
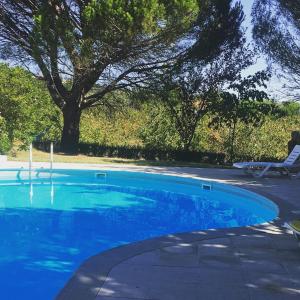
[1,161,300,300]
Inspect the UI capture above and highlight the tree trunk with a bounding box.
[60,104,81,154]
[180,122,198,151]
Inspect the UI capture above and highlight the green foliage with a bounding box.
[210,72,275,161]
[212,72,271,126]
[278,101,300,116]
[145,0,250,151]
[188,0,245,61]
[0,116,11,154]
[0,64,298,163]
[0,0,242,153]
[82,0,197,38]
[80,107,144,147]
[79,103,300,163]
[80,102,181,150]
[138,104,181,150]
[205,116,300,161]
[151,45,253,151]
[0,63,61,150]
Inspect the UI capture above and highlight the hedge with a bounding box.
[33,141,226,164]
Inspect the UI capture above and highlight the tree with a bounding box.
[155,71,218,151]
[149,0,251,151]
[252,0,300,99]
[0,0,199,153]
[210,71,276,161]
[186,0,245,62]
[0,63,60,150]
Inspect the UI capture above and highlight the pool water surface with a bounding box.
[0,169,278,299]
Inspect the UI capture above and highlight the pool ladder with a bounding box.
[17,143,54,180]
[28,142,54,176]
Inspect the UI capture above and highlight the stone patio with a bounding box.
[1,162,300,300]
[95,233,300,300]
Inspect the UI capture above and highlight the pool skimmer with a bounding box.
[95,172,107,179]
[202,183,212,191]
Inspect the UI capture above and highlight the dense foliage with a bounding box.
[210,72,276,161]
[0,115,10,154]
[79,101,300,162]
[0,0,247,153]
[1,0,300,162]
[0,63,60,154]
[0,63,299,162]
[0,0,200,152]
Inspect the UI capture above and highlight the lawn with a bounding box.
[8,148,228,169]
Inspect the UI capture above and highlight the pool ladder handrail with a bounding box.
[16,167,24,180]
[16,167,49,180]
[29,142,53,176]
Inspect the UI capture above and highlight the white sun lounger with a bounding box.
[233,145,300,178]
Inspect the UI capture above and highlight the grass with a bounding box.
[8,148,229,168]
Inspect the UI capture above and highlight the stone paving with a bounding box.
[96,233,300,300]
[1,161,300,300]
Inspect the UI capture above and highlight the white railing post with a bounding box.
[29,143,33,178]
[50,142,53,172]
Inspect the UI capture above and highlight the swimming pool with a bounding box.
[0,169,278,299]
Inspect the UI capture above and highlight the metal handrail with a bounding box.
[29,142,53,178]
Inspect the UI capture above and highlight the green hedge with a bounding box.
[33,141,226,164]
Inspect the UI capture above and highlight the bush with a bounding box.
[199,116,300,162]
[34,141,226,164]
[0,117,11,154]
[0,63,61,148]
[0,136,10,155]
[138,104,181,150]
[80,108,144,146]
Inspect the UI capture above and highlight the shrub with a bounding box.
[0,117,11,154]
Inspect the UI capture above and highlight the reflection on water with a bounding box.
[0,183,274,299]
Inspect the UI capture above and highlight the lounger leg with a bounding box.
[283,167,291,177]
[257,164,272,178]
[294,233,300,247]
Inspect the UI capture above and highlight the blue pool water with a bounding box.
[0,169,278,299]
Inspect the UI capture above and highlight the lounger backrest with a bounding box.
[284,145,300,165]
